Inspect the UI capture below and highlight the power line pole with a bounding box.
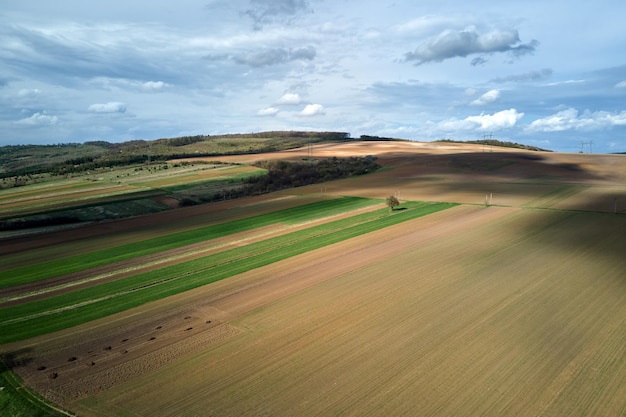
[483,132,494,152]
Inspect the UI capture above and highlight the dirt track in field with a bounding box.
[3,141,626,416]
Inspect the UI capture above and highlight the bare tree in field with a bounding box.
[386,195,400,211]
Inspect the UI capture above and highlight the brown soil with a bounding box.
[4,204,492,404]
[2,141,626,416]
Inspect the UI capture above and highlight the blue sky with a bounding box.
[1,0,625,152]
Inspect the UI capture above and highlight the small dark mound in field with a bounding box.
[184,316,192,320]
[104,346,112,351]
[206,320,212,324]
[49,372,58,379]
[185,327,193,331]
[89,361,95,366]
[149,336,156,340]
[37,366,46,371]
[121,350,128,354]
[122,338,129,342]
[68,357,77,362]
[155,326,162,330]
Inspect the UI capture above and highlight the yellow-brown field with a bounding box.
[2,141,626,416]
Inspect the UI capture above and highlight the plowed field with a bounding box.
[2,141,626,417]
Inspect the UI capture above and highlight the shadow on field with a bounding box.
[375,151,626,212]
[382,151,602,181]
[0,348,34,369]
[507,207,626,278]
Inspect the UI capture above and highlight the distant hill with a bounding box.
[435,139,551,152]
[0,132,549,184]
[0,131,352,179]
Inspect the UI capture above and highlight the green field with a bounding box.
[0,163,264,226]
[0,199,455,343]
[1,196,377,287]
[0,361,69,417]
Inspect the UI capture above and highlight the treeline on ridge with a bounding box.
[180,156,379,206]
[0,131,353,180]
[159,131,352,147]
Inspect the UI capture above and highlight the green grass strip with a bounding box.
[0,202,456,343]
[0,359,70,416]
[0,196,377,288]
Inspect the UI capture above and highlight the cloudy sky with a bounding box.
[1,0,625,152]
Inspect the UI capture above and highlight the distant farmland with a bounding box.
[1,140,625,417]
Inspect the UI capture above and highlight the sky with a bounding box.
[1,0,625,153]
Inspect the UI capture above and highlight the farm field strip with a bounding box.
[0,183,141,212]
[134,165,264,188]
[0,194,327,264]
[2,199,387,305]
[0,164,264,219]
[0,225,288,306]
[0,180,105,201]
[71,207,626,417]
[0,201,455,343]
[0,196,378,286]
[0,185,160,219]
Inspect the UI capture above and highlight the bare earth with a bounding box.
[2,141,626,417]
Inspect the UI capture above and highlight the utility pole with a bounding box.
[483,132,494,152]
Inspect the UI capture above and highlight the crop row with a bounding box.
[0,201,456,343]
[1,196,378,287]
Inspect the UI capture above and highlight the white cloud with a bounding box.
[277,93,301,105]
[470,89,500,106]
[466,109,523,130]
[16,112,58,126]
[299,104,325,117]
[526,108,578,132]
[141,81,168,91]
[257,106,280,116]
[441,108,523,131]
[89,78,169,92]
[615,81,626,88]
[88,102,127,113]
[527,108,626,132]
